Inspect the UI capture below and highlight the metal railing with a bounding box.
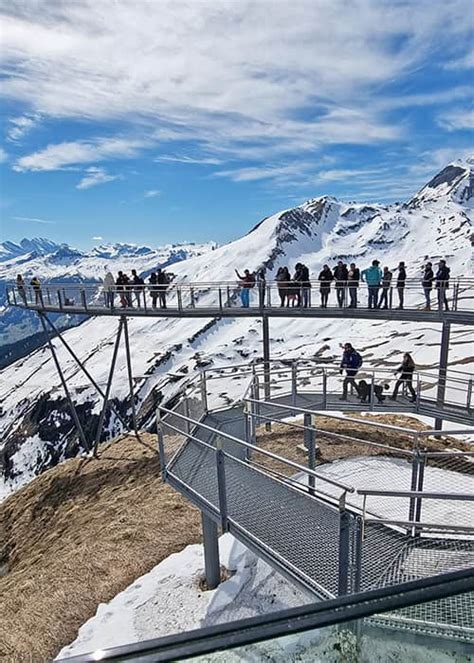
[6,277,474,315]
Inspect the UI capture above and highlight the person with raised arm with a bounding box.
[422,261,434,310]
[361,259,382,309]
[235,268,255,308]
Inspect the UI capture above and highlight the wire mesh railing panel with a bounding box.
[223,453,342,597]
[167,438,220,509]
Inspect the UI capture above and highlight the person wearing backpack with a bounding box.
[339,343,363,400]
[235,268,255,307]
[435,260,450,311]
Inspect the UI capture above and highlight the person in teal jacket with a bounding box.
[361,260,382,309]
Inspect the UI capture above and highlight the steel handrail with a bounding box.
[358,489,474,500]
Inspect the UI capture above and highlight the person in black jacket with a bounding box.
[148,272,159,309]
[294,263,311,308]
[422,262,434,310]
[378,266,392,309]
[318,265,333,308]
[157,268,170,308]
[396,261,406,309]
[435,260,450,311]
[333,261,349,308]
[131,269,145,307]
[347,263,360,308]
[391,353,416,401]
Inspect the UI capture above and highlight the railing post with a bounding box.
[304,412,316,496]
[369,373,375,410]
[467,379,473,411]
[414,451,426,536]
[183,395,191,435]
[389,286,393,309]
[218,287,223,312]
[216,440,228,532]
[226,286,231,307]
[177,288,182,311]
[200,371,208,414]
[190,287,195,308]
[157,408,167,482]
[57,289,63,310]
[46,287,51,305]
[416,373,421,412]
[338,494,351,596]
[352,516,363,594]
[267,284,272,309]
[435,321,450,430]
[201,513,220,590]
[81,288,87,311]
[408,434,419,530]
[291,361,297,405]
[322,370,327,409]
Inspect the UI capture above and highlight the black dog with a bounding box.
[358,380,389,403]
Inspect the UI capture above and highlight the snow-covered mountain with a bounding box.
[1,159,473,499]
[0,239,217,358]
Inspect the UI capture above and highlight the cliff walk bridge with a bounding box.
[6,278,474,647]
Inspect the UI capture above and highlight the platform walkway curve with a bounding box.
[157,368,474,644]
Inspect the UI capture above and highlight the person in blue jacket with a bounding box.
[339,342,363,400]
[361,259,382,309]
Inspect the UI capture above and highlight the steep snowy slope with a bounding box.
[0,159,473,499]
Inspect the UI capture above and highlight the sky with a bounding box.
[0,0,473,250]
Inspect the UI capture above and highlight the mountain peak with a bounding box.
[409,158,473,207]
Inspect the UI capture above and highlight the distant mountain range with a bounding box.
[1,159,473,499]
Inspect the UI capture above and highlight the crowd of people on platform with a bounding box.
[15,257,451,312]
[339,343,417,402]
[235,259,451,311]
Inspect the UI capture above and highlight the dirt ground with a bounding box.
[0,433,201,661]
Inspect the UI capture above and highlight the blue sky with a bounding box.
[0,0,473,249]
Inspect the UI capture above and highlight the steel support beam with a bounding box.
[122,315,138,434]
[43,314,128,430]
[262,315,271,431]
[201,512,220,590]
[93,318,124,455]
[38,312,90,452]
[435,321,451,430]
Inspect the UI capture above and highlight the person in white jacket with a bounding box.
[103,268,115,308]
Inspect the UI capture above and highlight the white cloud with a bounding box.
[92,236,103,240]
[444,48,474,69]
[0,147,7,162]
[14,137,145,172]
[144,189,161,198]
[215,162,312,183]
[7,114,40,141]
[437,108,474,132]
[155,155,223,165]
[13,215,55,224]
[2,0,472,167]
[76,167,119,190]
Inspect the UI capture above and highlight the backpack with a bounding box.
[353,351,363,369]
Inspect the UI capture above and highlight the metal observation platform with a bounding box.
[7,278,474,646]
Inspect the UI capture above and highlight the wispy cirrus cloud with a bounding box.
[437,108,474,132]
[76,167,119,190]
[144,189,161,198]
[13,215,55,224]
[444,48,474,69]
[14,137,146,172]
[155,155,223,165]
[0,147,7,162]
[7,113,41,142]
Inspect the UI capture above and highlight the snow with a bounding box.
[56,533,310,660]
[1,159,473,497]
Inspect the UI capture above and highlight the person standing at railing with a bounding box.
[256,268,266,308]
[116,271,129,308]
[294,262,311,308]
[157,268,170,308]
[391,353,416,402]
[333,260,349,308]
[422,262,434,310]
[435,260,450,311]
[347,263,360,308]
[276,266,291,307]
[339,343,363,400]
[103,269,115,308]
[318,265,333,308]
[148,272,159,308]
[396,261,406,309]
[235,269,255,307]
[378,266,392,309]
[30,276,42,305]
[361,259,382,309]
[16,274,27,305]
[131,269,145,307]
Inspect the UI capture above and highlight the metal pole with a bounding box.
[38,312,90,452]
[216,441,228,532]
[467,379,473,411]
[338,500,351,596]
[304,412,316,496]
[352,517,363,594]
[414,452,426,535]
[408,434,419,527]
[93,318,124,455]
[122,315,138,434]
[435,321,450,430]
[262,315,271,431]
[157,408,167,482]
[200,371,208,414]
[43,315,128,429]
[201,512,220,590]
[291,361,298,405]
